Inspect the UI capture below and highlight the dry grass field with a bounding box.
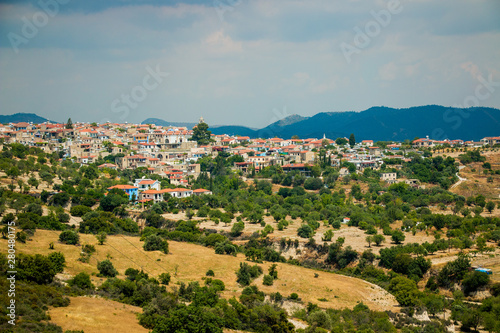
[437,149,500,200]
[0,229,398,312]
[49,296,147,333]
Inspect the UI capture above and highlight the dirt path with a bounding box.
[450,166,467,190]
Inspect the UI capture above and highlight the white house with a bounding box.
[134,178,161,191]
[163,188,193,198]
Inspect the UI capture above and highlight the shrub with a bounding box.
[304,178,323,190]
[206,269,215,277]
[97,259,118,277]
[69,272,94,290]
[462,271,490,295]
[25,203,43,216]
[58,213,70,223]
[236,262,263,286]
[59,230,80,245]
[263,274,274,286]
[70,205,92,217]
[143,235,169,254]
[159,273,171,285]
[17,253,57,284]
[48,252,66,273]
[297,224,314,238]
[230,221,244,237]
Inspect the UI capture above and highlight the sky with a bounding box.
[0,0,499,128]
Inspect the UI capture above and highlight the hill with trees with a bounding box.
[0,113,53,124]
[142,105,500,141]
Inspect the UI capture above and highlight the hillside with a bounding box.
[257,106,500,141]
[0,112,53,124]
[1,229,398,312]
[142,105,500,141]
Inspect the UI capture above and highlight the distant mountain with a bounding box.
[146,105,499,141]
[264,106,500,141]
[210,125,257,137]
[274,114,308,127]
[142,118,197,129]
[0,113,52,124]
[142,118,259,137]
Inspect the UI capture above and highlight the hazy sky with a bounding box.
[0,0,499,127]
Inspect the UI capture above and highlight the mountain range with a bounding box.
[1,105,498,141]
[145,106,499,141]
[0,113,53,124]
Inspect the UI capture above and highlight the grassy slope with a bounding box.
[0,230,398,312]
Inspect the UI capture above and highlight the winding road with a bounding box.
[450,166,467,189]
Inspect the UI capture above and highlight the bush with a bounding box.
[297,224,314,238]
[69,272,94,289]
[391,230,406,244]
[263,274,274,286]
[304,178,323,190]
[462,271,490,295]
[159,272,171,285]
[388,276,420,307]
[97,259,118,277]
[25,203,43,216]
[70,205,91,217]
[143,235,169,254]
[48,252,66,273]
[59,230,80,245]
[236,262,263,286]
[58,213,70,223]
[230,221,245,237]
[17,253,57,284]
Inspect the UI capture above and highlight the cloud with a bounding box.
[0,0,499,127]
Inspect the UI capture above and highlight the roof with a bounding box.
[162,188,192,193]
[193,188,211,193]
[282,163,307,168]
[141,189,161,194]
[138,180,157,185]
[108,185,138,190]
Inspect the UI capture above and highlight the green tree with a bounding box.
[388,276,420,307]
[48,252,66,273]
[69,272,94,289]
[97,259,118,277]
[100,192,128,212]
[349,133,356,147]
[230,221,244,237]
[159,272,171,285]
[191,122,212,145]
[263,274,274,286]
[366,235,373,248]
[28,176,39,189]
[17,253,57,284]
[423,294,445,317]
[462,271,490,295]
[143,235,169,254]
[96,232,107,245]
[391,230,405,244]
[59,230,80,245]
[322,229,334,242]
[486,201,495,214]
[297,224,314,238]
[66,118,73,129]
[335,137,348,146]
[373,234,385,246]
